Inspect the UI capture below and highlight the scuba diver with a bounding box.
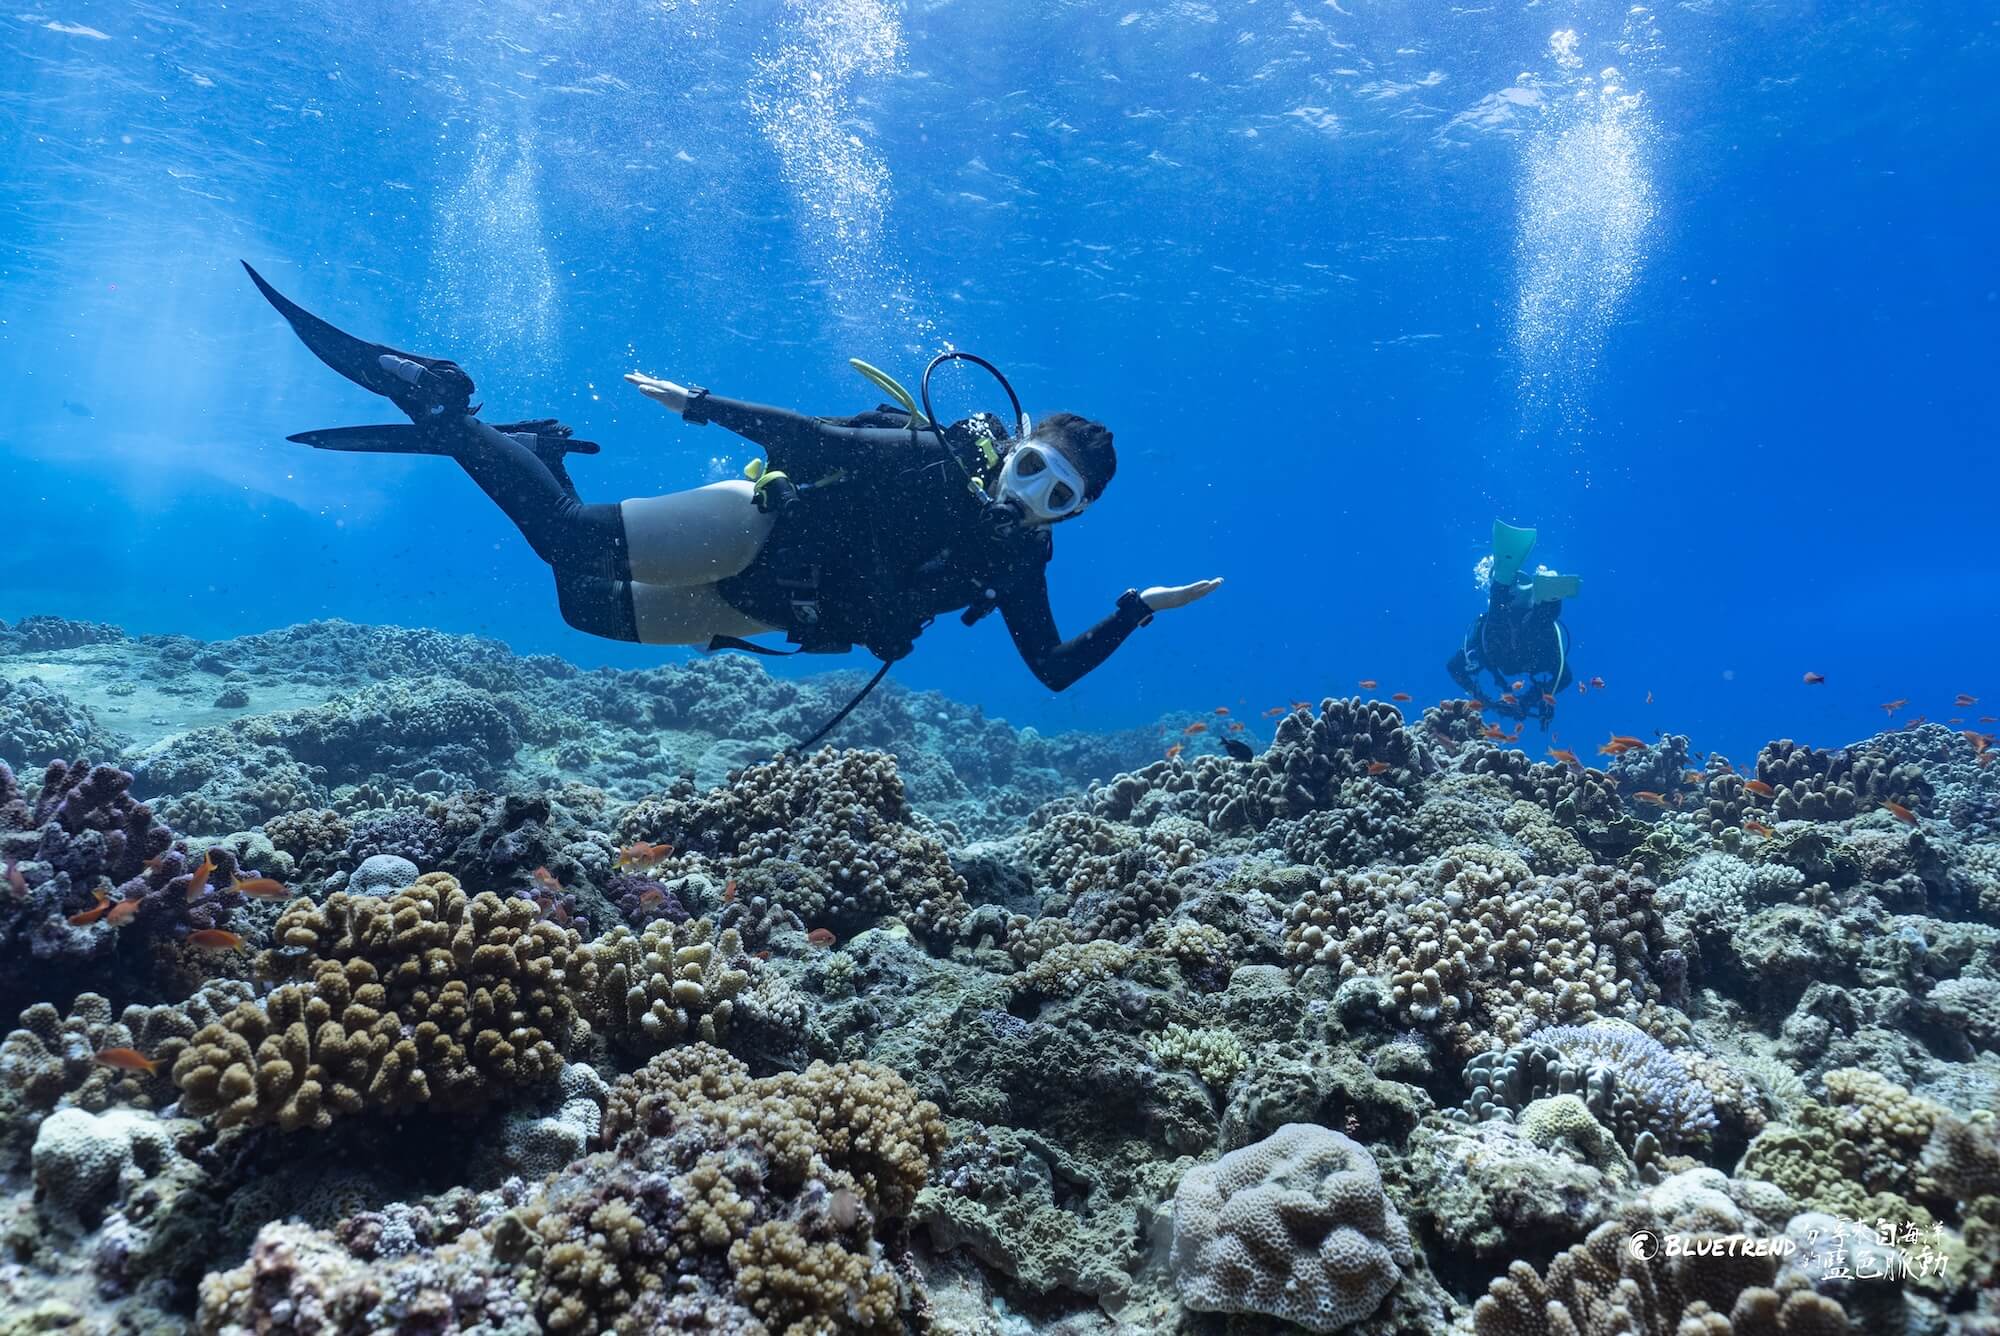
[241,263,1221,744]
[1446,520,1580,728]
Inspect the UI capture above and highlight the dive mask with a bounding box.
[995,441,1087,524]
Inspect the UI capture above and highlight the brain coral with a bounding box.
[1170,1121,1411,1333]
[172,873,591,1130]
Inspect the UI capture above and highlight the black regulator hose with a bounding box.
[919,351,1026,458]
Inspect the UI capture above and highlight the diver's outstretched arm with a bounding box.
[998,578,1150,692]
[626,372,921,478]
[998,576,1218,693]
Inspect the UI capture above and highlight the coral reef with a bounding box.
[0,616,1997,1333]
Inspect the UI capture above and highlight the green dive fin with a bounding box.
[848,358,928,427]
[1531,572,1581,605]
[1491,519,1538,586]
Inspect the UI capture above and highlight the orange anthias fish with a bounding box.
[1880,698,1908,715]
[722,878,738,904]
[1881,799,1917,825]
[1548,747,1580,766]
[1608,735,1646,750]
[68,888,111,926]
[530,867,563,896]
[186,928,245,951]
[1633,791,1669,807]
[616,840,674,871]
[1510,680,1526,692]
[1742,820,1776,838]
[1164,742,1185,761]
[636,887,667,908]
[1484,723,1508,739]
[4,856,25,902]
[1214,706,1230,716]
[1261,706,1286,718]
[94,1047,159,1075]
[1183,721,1209,736]
[1226,721,1245,732]
[1743,779,1776,797]
[183,851,216,904]
[1357,679,1379,690]
[806,927,836,948]
[231,876,292,900]
[1955,694,1978,708]
[1589,676,1607,690]
[1802,672,1825,685]
[1500,693,1518,706]
[1963,731,1992,755]
[107,898,142,927]
[1391,692,1412,703]
[1981,716,1999,724]
[1366,760,1391,776]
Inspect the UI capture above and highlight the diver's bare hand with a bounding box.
[625,372,690,415]
[1140,578,1222,613]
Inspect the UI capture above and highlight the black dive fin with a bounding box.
[489,419,602,456]
[242,260,475,418]
[287,425,455,454]
[290,423,602,462]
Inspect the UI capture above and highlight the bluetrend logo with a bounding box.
[1626,1230,1796,1262]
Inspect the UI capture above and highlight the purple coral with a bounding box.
[607,873,688,927]
[0,760,252,1007]
[1535,1021,1718,1150]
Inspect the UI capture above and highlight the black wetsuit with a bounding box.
[1446,582,1572,722]
[468,392,1151,691]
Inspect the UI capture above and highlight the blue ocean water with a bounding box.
[2,1,1995,760]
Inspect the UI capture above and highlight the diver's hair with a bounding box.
[1029,412,1116,502]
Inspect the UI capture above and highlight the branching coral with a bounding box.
[1458,1022,1719,1156]
[576,917,753,1056]
[172,873,590,1130]
[1283,846,1676,1053]
[616,749,970,944]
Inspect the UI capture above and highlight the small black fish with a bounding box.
[62,400,92,418]
[1222,737,1253,762]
